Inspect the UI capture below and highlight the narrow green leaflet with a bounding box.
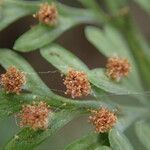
[91,86,112,104]
[105,0,128,14]
[115,106,147,132]
[3,110,80,150]
[135,121,150,150]
[85,26,130,57]
[88,69,134,95]
[0,0,39,31]
[56,2,96,21]
[78,0,107,23]
[137,33,150,59]
[14,2,95,52]
[78,0,100,10]
[65,134,99,150]
[0,49,51,95]
[85,26,148,104]
[40,44,89,74]
[124,23,150,89]
[65,133,109,150]
[0,91,34,120]
[95,146,111,150]
[14,18,75,52]
[85,25,142,89]
[109,129,134,150]
[134,0,150,13]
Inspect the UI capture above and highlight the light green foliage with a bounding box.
[0,0,39,31]
[134,0,150,13]
[4,110,80,150]
[13,2,95,52]
[0,0,149,150]
[135,121,150,150]
[65,134,101,150]
[109,129,134,150]
[40,44,89,74]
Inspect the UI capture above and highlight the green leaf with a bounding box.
[85,25,142,88]
[116,106,147,132]
[124,22,150,89]
[3,110,79,150]
[0,49,51,95]
[56,2,95,21]
[105,0,128,14]
[134,0,150,13]
[13,18,75,52]
[95,146,111,150]
[109,129,134,150]
[40,44,89,74]
[85,26,130,57]
[78,0,107,23]
[85,26,147,104]
[78,0,100,10]
[0,0,39,31]
[91,86,112,104]
[0,49,53,120]
[65,134,99,150]
[65,133,109,150]
[0,49,109,114]
[14,3,94,52]
[0,91,34,120]
[135,121,150,150]
[88,69,134,95]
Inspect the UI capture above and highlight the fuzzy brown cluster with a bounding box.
[33,2,58,25]
[18,101,51,130]
[89,108,117,133]
[0,66,26,94]
[63,69,91,98]
[106,56,131,81]
[119,6,130,16]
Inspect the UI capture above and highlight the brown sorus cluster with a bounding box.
[63,69,91,98]
[89,107,117,133]
[119,6,130,16]
[106,56,131,81]
[18,101,51,130]
[33,2,58,26]
[0,66,26,94]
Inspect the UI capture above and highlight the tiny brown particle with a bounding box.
[17,101,51,130]
[33,2,58,26]
[0,66,26,94]
[89,107,117,133]
[106,56,131,81]
[63,69,91,98]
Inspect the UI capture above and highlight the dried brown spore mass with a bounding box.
[106,56,131,81]
[63,69,91,98]
[18,101,51,130]
[89,107,117,133]
[0,66,26,94]
[33,2,58,25]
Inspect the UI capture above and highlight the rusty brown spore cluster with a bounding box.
[33,2,58,26]
[0,66,26,94]
[106,56,131,81]
[63,69,91,98]
[17,101,51,130]
[89,107,117,133]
